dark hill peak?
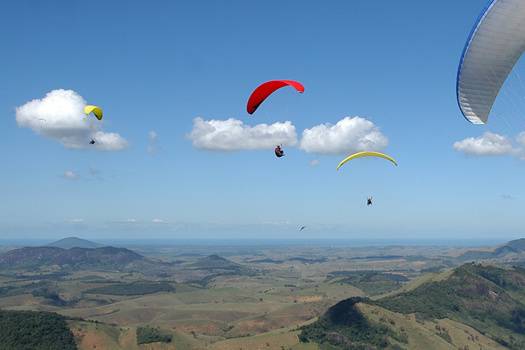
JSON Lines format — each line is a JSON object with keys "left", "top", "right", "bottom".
{"left": 190, "top": 254, "right": 240, "bottom": 270}
{"left": 48, "top": 237, "right": 102, "bottom": 249}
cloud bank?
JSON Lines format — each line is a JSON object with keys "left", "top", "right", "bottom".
{"left": 188, "top": 117, "right": 297, "bottom": 151}
{"left": 300, "top": 117, "right": 388, "bottom": 154}
{"left": 16, "top": 89, "right": 127, "bottom": 151}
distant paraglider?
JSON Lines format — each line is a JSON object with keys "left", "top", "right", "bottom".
{"left": 299, "top": 226, "right": 306, "bottom": 232}
{"left": 247, "top": 80, "right": 304, "bottom": 115}
{"left": 274, "top": 145, "right": 285, "bottom": 158}
{"left": 83, "top": 105, "right": 103, "bottom": 145}
{"left": 457, "top": 0, "right": 525, "bottom": 124}
{"left": 367, "top": 197, "right": 373, "bottom": 206}
{"left": 336, "top": 151, "right": 398, "bottom": 171}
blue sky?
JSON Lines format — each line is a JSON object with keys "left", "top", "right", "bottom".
{"left": 0, "top": 0, "right": 524, "bottom": 241}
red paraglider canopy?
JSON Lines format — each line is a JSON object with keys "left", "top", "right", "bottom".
{"left": 247, "top": 80, "right": 304, "bottom": 114}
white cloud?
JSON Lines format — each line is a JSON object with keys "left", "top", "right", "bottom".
{"left": 91, "top": 131, "right": 128, "bottom": 151}
{"left": 147, "top": 130, "right": 158, "bottom": 154}
{"left": 16, "top": 89, "right": 128, "bottom": 151}
{"left": 188, "top": 117, "right": 297, "bottom": 151}
{"left": 109, "top": 218, "right": 138, "bottom": 224}
{"left": 453, "top": 132, "right": 515, "bottom": 156}
{"left": 500, "top": 194, "right": 516, "bottom": 200}
{"left": 309, "top": 159, "right": 320, "bottom": 167}
{"left": 66, "top": 218, "right": 84, "bottom": 223}
{"left": 63, "top": 170, "right": 78, "bottom": 180}
{"left": 152, "top": 218, "right": 167, "bottom": 224}
{"left": 516, "top": 132, "right": 525, "bottom": 147}
{"left": 300, "top": 116, "right": 388, "bottom": 154}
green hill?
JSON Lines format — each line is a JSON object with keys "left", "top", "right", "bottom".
{"left": 0, "top": 310, "right": 77, "bottom": 350}
{"left": 300, "top": 264, "right": 525, "bottom": 350}
{"left": 377, "top": 264, "right": 525, "bottom": 348}
{"left": 191, "top": 254, "right": 254, "bottom": 275}
{"left": 299, "top": 297, "right": 405, "bottom": 349}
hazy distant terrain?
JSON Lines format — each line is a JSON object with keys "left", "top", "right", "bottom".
{"left": 0, "top": 238, "right": 524, "bottom": 349}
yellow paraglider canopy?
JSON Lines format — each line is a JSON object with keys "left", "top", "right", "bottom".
{"left": 336, "top": 151, "right": 397, "bottom": 171}
{"left": 83, "top": 105, "right": 103, "bottom": 120}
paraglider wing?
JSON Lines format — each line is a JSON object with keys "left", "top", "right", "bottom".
{"left": 457, "top": 0, "right": 525, "bottom": 124}
{"left": 83, "top": 105, "right": 103, "bottom": 120}
{"left": 336, "top": 151, "right": 397, "bottom": 171}
{"left": 247, "top": 80, "right": 304, "bottom": 114}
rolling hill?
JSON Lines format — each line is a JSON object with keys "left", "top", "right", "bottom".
{"left": 458, "top": 238, "right": 525, "bottom": 261}
{"left": 0, "top": 246, "right": 145, "bottom": 271}
{"left": 300, "top": 263, "right": 525, "bottom": 350}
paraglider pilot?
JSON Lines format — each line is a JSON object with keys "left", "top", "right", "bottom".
{"left": 367, "top": 197, "right": 373, "bottom": 206}
{"left": 275, "top": 145, "right": 285, "bottom": 158}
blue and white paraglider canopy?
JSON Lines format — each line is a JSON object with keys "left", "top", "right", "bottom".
{"left": 457, "top": 0, "right": 525, "bottom": 124}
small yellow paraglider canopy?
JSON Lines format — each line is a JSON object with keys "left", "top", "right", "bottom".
{"left": 83, "top": 105, "right": 103, "bottom": 120}
{"left": 336, "top": 151, "right": 398, "bottom": 171}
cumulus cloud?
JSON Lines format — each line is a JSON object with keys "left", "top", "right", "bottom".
{"left": 500, "top": 194, "right": 516, "bottom": 200}
{"left": 16, "top": 89, "right": 128, "bottom": 151}
{"left": 63, "top": 170, "right": 78, "bottom": 180}
{"left": 147, "top": 130, "right": 158, "bottom": 154}
{"left": 188, "top": 117, "right": 297, "bottom": 151}
{"left": 453, "top": 132, "right": 515, "bottom": 156}
{"left": 300, "top": 117, "right": 388, "bottom": 154}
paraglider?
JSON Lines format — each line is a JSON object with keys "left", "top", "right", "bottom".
{"left": 83, "top": 105, "right": 103, "bottom": 120}
{"left": 457, "top": 0, "right": 525, "bottom": 124}
{"left": 83, "top": 105, "right": 103, "bottom": 145}
{"left": 247, "top": 80, "right": 304, "bottom": 114}
{"left": 274, "top": 145, "right": 285, "bottom": 158}
{"left": 336, "top": 151, "right": 397, "bottom": 171}
{"left": 367, "top": 197, "right": 373, "bottom": 206}
{"left": 299, "top": 226, "right": 306, "bottom": 231}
